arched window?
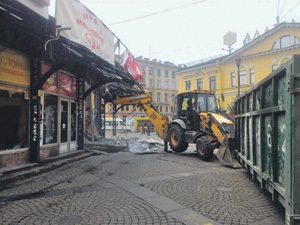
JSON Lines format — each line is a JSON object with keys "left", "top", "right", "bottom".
{"left": 272, "top": 35, "right": 300, "bottom": 50}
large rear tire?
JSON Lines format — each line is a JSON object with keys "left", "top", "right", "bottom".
{"left": 196, "top": 136, "right": 213, "bottom": 161}
{"left": 168, "top": 124, "right": 188, "bottom": 153}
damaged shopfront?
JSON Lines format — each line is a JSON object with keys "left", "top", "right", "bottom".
{"left": 0, "top": 0, "right": 143, "bottom": 168}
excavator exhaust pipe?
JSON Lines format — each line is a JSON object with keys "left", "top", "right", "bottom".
{"left": 216, "top": 137, "right": 241, "bottom": 168}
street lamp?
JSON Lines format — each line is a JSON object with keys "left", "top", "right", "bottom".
{"left": 235, "top": 58, "right": 242, "bottom": 97}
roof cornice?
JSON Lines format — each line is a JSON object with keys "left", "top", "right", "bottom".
{"left": 221, "top": 44, "right": 300, "bottom": 65}
{"left": 177, "top": 22, "right": 300, "bottom": 74}
{"left": 223, "top": 22, "right": 300, "bottom": 61}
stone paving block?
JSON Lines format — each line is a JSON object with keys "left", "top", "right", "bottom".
{"left": 169, "top": 172, "right": 197, "bottom": 178}
{"left": 127, "top": 186, "right": 160, "bottom": 199}
{"left": 192, "top": 169, "right": 215, "bottom": 175}
{"left": 100, "top": 182, "right": 117, "bottom": 189}
{"left": 144, "top": 195, "right": 185, "bottom": 212}
{"left": 249, "top": 215, "right": 285, "bottom": 225}
{"left": 131, "top": 175, "right": 172, "bottom": 184}
{"left": 168, "top": 208, "right": 221, "bottom": 225}
{"left": 107, "top": 178, "right": 139, "bottom": 189}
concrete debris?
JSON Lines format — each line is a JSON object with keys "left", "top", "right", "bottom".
{"left": 127, "top": 138, "right": 163, "bottom": 154}
{"left": 84, "top": 138, "right": 128, "bottom": 153}
{"left": 84, "top": 134, "right": 164, "bottom": 154}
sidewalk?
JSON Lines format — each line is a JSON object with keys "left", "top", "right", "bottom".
{"left": 0, "top": 131, "right": 157, "bottom": 186}
{"left": 0, "top": 132, "right": 285, "bottom": 225}
{"left": 0, "top": 150, "right": 93, "bottom": 187}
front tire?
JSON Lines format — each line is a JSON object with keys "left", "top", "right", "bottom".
{"left": 168, "top": 124, "right": 188, "bottom": 153}
{"left": 196, "top": 136, "right": 213, "bottom": 161}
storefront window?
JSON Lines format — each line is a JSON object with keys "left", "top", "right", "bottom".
{"left": 0, "top": 89, "right": 29, "bottom": 150}
{"left": 59, "top": 72, "right": 76, "bottom": 98}
{"left": 43, "top": 94, "right": 58, "bottom": 145}
{"left": 42, "top": 63, "right": 58, "bottom": 94}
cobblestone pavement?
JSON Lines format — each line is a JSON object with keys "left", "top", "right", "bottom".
{"left": 0, "top": 132, "right": 285, "bottom": 225}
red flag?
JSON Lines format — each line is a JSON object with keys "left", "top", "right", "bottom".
{"left": 122, "top": 51, "right": 144, "bottom": 83}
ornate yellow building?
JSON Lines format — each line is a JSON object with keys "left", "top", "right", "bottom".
{"left": 176, "top": 22, "right": 300, "bottom": 110}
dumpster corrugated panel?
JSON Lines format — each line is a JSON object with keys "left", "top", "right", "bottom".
{"left": 235, "top": 55, "right": 300, "bottom": 225}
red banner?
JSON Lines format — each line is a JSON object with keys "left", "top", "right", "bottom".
{"left": 123, "top": 52, "right": 144, "bottom": 83}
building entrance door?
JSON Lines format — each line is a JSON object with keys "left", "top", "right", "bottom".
{"left": 59, "top": 99, "right": 77, "bottom": 153}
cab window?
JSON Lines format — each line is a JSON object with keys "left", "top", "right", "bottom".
{"left": 207, "top": 94, "right": 217, "bottom": 112}
{"left": 196, "top": 93, "right": 206, "bottom": 112}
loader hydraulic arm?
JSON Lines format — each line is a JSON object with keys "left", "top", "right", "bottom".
{"left": 113, "top": 94, "right": 169, "bottom": 141}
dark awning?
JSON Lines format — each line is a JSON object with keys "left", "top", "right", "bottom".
{"left": 0, "top": 1, "right": 144, "bottom": 102}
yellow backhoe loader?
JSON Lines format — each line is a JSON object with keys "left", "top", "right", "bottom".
{"left": 113, "top": 90, "right": 240, "bottom": 168}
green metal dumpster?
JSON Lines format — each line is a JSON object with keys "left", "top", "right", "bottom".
{"left": 235, "top": 55, "right": 300, "bottom": 225}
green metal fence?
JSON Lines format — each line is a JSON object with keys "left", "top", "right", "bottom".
{"left": 235, "top": 55, "right": 300, "bottom": 225}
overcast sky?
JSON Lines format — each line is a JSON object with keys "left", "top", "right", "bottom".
{"left": 50, "top": 0, "right": 300, "bottom": 65}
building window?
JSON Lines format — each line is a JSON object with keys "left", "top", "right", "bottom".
{"left": 272, "top": 35, "right": 300, "bottom": 50}
{"left": 164, "top": 81, "right": 168, "bottom": 89}
{"left": 141, "top": 66, "right": 146, "bottom": 74}
{"left": 157, "top": 93, "right": 161, "bottom": 102}
{"left": 231, "top": 72, "right": 236, "bottom": 87}
{"left": 172, "top": 94, "right": 175, "bottom": 102}
{"left": 0, "top": 89, "right": 29, "bottom": 150}
{"left": 160, "top": 106, "right": 162, "bottom": 112}
{"left": 209, "top": 76, "right": 216, "bottom": 90}
{"left": 280, "top": 36, "right": 291, "bottom": 48}
{"left": 149, "top": 68, "right": 154, "bottom": 75}
{"left": 272, "top": 64, "right": 277, "bottom": 71}
{"left": 185, "top": 81, "right": 191, "bottom": 90}
{"left": 172, "top": 82, "right": 176, "bottom": 90}
{"left": 126, "top": 105, "right": 129, "bottom": 111}
{"left": 157, "top": 69, "right": 161, "bottom": 76}
{"left": 156, "top": 81, "right": 161, "bottom": 88}
{"left": 240, "top": 70, "right": 247, "bottom": 85}
{"left": 172, "top": 71, "right": 176, "bottom": 78}
{"left": 164, "top": 70, "right": 169, "bottom": 77}
{"left": 250, "top": 69, "right": 255, "bottom": 84}
{"left": 171, "top": 106, "right": 173, "bottom": 112}
{"left": 149, "top": 79, "right": 153, "bottom": 87}
{"left": 197, "top": 78, "right": 203, "bottom": 89}
{"left": 164, "top": 93, "right": 168, "bottom": 102}
{"left": 166, "top": 106, "right": 168, "bottom": 113}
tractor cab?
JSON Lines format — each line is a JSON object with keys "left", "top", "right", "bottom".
{"left": 172, "top": 90, "right": 218, "bottom": 127}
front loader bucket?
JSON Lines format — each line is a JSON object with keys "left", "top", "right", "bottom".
{"left": 216, "top": 138, "right": 241, "bottom": 168}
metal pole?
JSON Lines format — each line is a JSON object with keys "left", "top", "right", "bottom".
{"left": 237, "top": 65, "right": 240, "bottom": 97}
{"left": 235, "top": 58, "right": 242, "bottom": 97}
{"left": 30, "top": 57, "right": 41, "bottom": 163}
{"left": 113, "top": 104, "right": 116, "bottom": 136}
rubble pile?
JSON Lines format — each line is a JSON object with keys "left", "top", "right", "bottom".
{"left": 84, "top": 133, "right": 164, "bottom": 154}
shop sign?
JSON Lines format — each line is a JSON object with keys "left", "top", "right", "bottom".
{"left": 223, "top": 31, "right": 236, "bottom": 47}
{"left": 56, "top": 0, "right": 114, "bottom": 65}
{"left": 0, "top": 50, "right": 30, "bottom": 86}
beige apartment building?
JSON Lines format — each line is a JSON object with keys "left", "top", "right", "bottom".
{"left": 107, "top": 57, "right": 179, "bottom": 120}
